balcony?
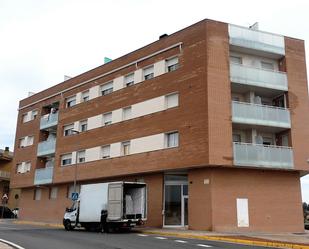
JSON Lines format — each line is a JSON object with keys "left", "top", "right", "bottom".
{"left": 37, "top": 139, "right": 56, "bottom": 157}
{"left": 40, "top": 112, "right": 58, "bottom": 130}
{"left": 228, "top": 24, "right": 285, "bottom": 56}
{"left": 230, "top": 63, "right": 288, "bottom": 91}
{"left": 34, "top": 167, "right": 53, "bottom": 185}
{"left": 233, "top": 142, "right": 293, "bottom": 169}
{"left": 232, "top": 101, "right": 291, "bottom": 128}
{"left": 0, "top": 170, "right": 10, "bottom": 180}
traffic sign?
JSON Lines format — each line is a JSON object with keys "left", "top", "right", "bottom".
{"left": 71, "top": 192, "right": 79, "bottom": 201}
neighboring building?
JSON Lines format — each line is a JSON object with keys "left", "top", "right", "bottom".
{"left": 0, "top": 147, "right": 17, "bottom": 209}
{"left": 11, "top": 19, "right": 309, "bottom": 232}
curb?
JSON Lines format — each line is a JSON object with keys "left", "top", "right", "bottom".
{"left": 13, "top": 220, "right": 63, "bottom": 229}
{"left": 141, "top": 231, "right": 309, "bottom": 249}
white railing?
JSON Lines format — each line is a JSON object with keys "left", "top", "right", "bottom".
{"left": 232, "top": 101, "right": 291, "bottom": 128}
{"left": 37, "top": 139, "right": 56, "bottom": 157}
{"left": 230, "top": 63, "right": 288, "bottom": 91}
{"left": 40, "top": 112, "right": 58, "bottom": 130}
{"left": 228, "top": 24, "right": 285, "bottom": 55}
{"left": 0, "top": 170, "right": 10, "bottom": 179}
{"left": 233, "top": 142, "right": 293, "bottom": 169}
{"left": 34, "top": 167, "right": 53, "bottom": 185}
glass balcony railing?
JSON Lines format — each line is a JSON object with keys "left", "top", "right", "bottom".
{"left": 37, "top": 139, "right": 56, "bottom": 157}
{"left": 232, "top": 101, "right": 291, "bottom": 128}
{"left": 230, "top": 63, "right": 288, "bottom": 91}
{"left": 34, "top": 167, "right": 53, "bottom": 185}
{"left": 40, "top": 112, "right": 58, "bottom": 130}
{"left": 229, "top": 24, "right": 285, "bottom": 55}
{"left": 233, "top": 142, "right": 293, "bottom": 169}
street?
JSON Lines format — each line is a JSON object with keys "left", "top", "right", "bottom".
{"left": 0, "top": 220, "right": 279, "bottom": 249}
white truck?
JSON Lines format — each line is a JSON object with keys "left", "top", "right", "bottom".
{"left": 63, "top": 181, "right": 147, "bottom": 232}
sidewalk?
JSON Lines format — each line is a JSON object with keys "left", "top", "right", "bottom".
{"left": 0, "top": 242, "right": 12, "bottom": 249}
{"left": 137, "top": 227, "right": 309, "bottom": 249}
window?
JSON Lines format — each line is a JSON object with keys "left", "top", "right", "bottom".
{"left": 233, "top": 134, "right": 241, "bottom": 143}
{"left": 143, "top": 66, "right": 154, "bottom": 80}
{"left": 34, "top": 188, "right": 42, "bottom": 201}
{"left": 282, "top": 135, "right": 289, "bottom": 147}
{"left": 101, "top": 82, "right": 113, "bottom": 96}
{"left": 121, "top": 141, "right": 130, "bottom": 156}
{"left": 25, "top": 162, "right": 31, "bottom": 172}
{"left": 50, "top": 187, "right": 58, "bottom": 200}
{"left": 16, "top": 163, "right": 23, "bottom": 173}
{"left": 103, "top": 112, "right": 112, "bottom": 126}
{"left": 166, "top": 132, "right": 179, "bottom": 148}
{"left": 124, "top": 73, "right": 134, "bottom": 87}
{"left": 123, "top": 106, "right": 132, "bottom": 120}
{"left": 101, "top": 145, "right": 111, "bottom": 159}
{"left": 230, "top": 56, "right": 242, "bottom": 64}
{"left": 66, "top": 96, "right": 76, "bottom": 108}
{"left": 261, "top": 61, "right": 274, "bottom": 71}
{"left": 166, "top": 93, "right": 179, "bottom": 109}
{"left": 166, "top": 57, "right": 179, "bottom": 72}
{"left": 64, "top": 123, "right": 74, "bottom": 136}
{"left": 77, "top": 150, "right": 86, "bottom": 163}
{"left": 19, "top": 137, "right": 26, "bottom": 148}
{"left": 27, "top": 136, "right": 34, "bottom": 146}
{"left": 31, "top": 110, "right": 38, "bottom": 120}
{"left": 61, "top": 153, "right": 72, "bottom": 166}
{"left": 67, "top": 185, "right": 80, "bottom": 199}
{"left": 81, "top": 90, "right": 90, "bottom": 102}
{"left": 79, "top": 120, "right": 88, "bottom": 132}
{"left": 232, "top": 96, "right": 240, "bottom": 101}
{"left": 22, "top": 113, "right": 28, "bottom": 123}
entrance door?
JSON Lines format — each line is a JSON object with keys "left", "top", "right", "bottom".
{"left": 164, "top": 183, "right": 188, "bottom": 227}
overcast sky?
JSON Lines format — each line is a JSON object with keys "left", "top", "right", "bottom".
{"left": 1, "top": 0, "right": 309, "bottom": 202}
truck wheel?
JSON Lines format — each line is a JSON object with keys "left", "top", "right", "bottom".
{"left": 64, "top": 219, "right": 73, "bottom": 231}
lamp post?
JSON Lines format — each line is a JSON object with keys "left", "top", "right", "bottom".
{"left": 71, "top": 130, "right": 80, "bottom": 196}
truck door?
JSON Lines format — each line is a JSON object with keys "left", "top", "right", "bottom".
{"left": 107, "top": 182, "right": 123, "bottom": 221}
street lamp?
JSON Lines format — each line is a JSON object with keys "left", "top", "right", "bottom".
{"left": 71, "top": 130, "right": 80, "bottom": 196}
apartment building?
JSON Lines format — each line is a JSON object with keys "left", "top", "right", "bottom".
{"left": 11, "top": 19, "right": 309, "bottom": 232}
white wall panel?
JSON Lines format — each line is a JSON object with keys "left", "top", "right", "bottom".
{"left": 76, "top": 92, "right": 82, "bottom": 104}
{"left": 131, "top": 133, "right": 165, "bottom": 154}
{"left": 112, "top": 109, "right": 123, "bottom": 123}
{"left": 110, "top": 142, "right": 121, "bottom": 158}
{"left": 154, "top": 60, "right": 166, "bottom": 77}
{"left": 88, "top": 115, "right": 102, "bottom": 130}
{"left": 85, "top": 147, "right": 101, "bottom": 162}
{"left": 113, "top": 76, "right": 124, "bottom": 91}
{"left": 132, "top": 96, "right": 165, "bottom": 118}
{"left": 134, "top": 69, "right": 143, "bottom": 84}
{"left": 89, "top": 85, "right": 100, "bottom": 99}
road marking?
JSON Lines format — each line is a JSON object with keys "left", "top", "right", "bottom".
{"left": 196, "top": 244, "right": 212, "bottom": 247}
{"left": 174, "top": 240, "right": 187, "bottom": 243}
{"left": 137, "top": 234, "right": 149, "bottom": 237}
{"left": 0, "top": 238, "right": 25, "bottom": 249}
{"left": 155, "top": 236, "right": 167, "bottom": 240}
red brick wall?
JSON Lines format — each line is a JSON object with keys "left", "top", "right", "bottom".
{"left": 285, "top": 37, "right": 309, "bottom": 172}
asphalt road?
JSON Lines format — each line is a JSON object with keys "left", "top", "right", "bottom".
{"left": 0, "top": 220, "right": 278, "bottom": 249}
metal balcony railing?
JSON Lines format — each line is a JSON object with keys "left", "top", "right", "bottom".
{"left": 233, "top": 142, "right": 293, "bottom": 169}
{"left": 228, "top": 24, "right": 285, "bottom": 55}
{"left": 40, "top": 112, "right": 58, "bottom": 130}
{"left": 0, "top": 170, "right": 10, "bottom": 180}
{"left": 230, "top": 63, "right": 288, "bottom": 91}
{"left": 37, "top": 139, "right": 56, "bottom": 157}
{"left": 232, "top": 101, "right": 291, "bottom": 128}
{"left": 34, "top": 167, "right": 53, "bottom": 185}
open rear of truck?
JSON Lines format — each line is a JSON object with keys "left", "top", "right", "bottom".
{"left": 107, "top": 182, "right": 147, "bottom": 226}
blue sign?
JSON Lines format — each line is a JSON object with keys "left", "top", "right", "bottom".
{"left": 71, "top": 192, "right": 79, "bottom": 201}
